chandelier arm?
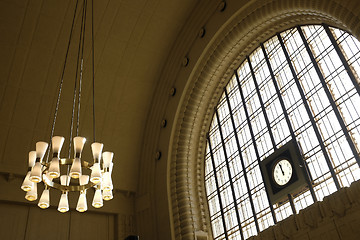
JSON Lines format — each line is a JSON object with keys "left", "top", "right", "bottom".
{"left": 76, "top": 0, "right": 88, "bottom": 137}
{"left": 66, "top": 164, "right": 71, "bottom": 186}
{"left": 44, "top": 180, "right": 95, "bottom": 192}
{"left": 68, "top": 0, "right": 87, "bottom": 158}
{"left": 92, "top": 0, "right": 96, "bottom": 143}
{"left": 45, "top": 0, "right": 80, "bottom": 164}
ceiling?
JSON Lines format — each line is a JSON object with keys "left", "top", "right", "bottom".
{"left": 0, "top": 0, "right": 197, "bottom": 193}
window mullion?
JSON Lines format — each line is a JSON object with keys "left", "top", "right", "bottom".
{"left": 322, "top": 24, "right": 360, "bottom": 97}
{"left": 287, "top": 193, "right": 296, "bottom": 214}
{"left": 224, "top": 88, "right": 259, "bottom": 236}
{"left": 206, "top": 25, "right": 360, "bottom": 239}
{"left": 248, "top": 55, "right": 298, "bottom": 215}
{"left": 215, "top": 109, "right": 245, "bottom": 239}
{"left": 297, "top": 25, "right": 360, "bottom": 168}
{"left": 260, "top": 43, "right": 317, "bottom": 203}
{"left": 247, "top": 56, "right": 277, "bottom": 150}
{"left": 235, "top": 70, "right": 278, "bottom": 224}
{"left": 207, "top": 135, "right": 229, "bottom": 240}
{"left": 277, "top": 32, "right": 341, "bottom": 190}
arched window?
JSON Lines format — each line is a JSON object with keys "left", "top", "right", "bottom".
{"left": 205, "top": 24, "right": 360, "bottom": 239}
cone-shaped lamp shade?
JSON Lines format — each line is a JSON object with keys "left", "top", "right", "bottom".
{"left": 38, "top": 189, "right": 50, "bottom": 209}
{"left": 109, "top": 162, "right": 114, "bottom": 174}
{"left": 102, "top": 152, "right": 113, "bottom": 168}
{"left": 43, "top": 172, "right": 53, "bottom": 183}
{"left": 30, "top": 162, "right": 42, "bottom": 183}
{"left": 73, "top": 136, "right": 86, "bottom": 157}
{"left": 90, "top": 163, "right": 101, "bottom": 184}
{"left": 79, "top": 175, "right": 89, "bottom": 186}
{"left": 52, "top": 136, "right": 65, "bottom": 155}
{"left": 36, "top": 141, "right": 48, "bottom": 160}
{"left": 28, "top": 151, "right": 36, "bottom": 168}
{"left": 103, "top": 189, "right": 113, "bottom": 201}
{"left": 21, "top": 171, "right": 33, "bottom": 192}
{"left": 92, "top": 189, "right": 103, "bottom": 208}
{"left": 60, "top": 175, "right": 70, "bottom": 186}
{"left": 25, "top": 183, "right": 37, "bottom": 201}
{"left": 91, "top": 142, "right": 103, "bottom": 162}
{"left": 76, "top": 193, "right": 87, "bottom": 212}
{"left": 48, "top": 157, "right": 60, "bottom": 178}
{"left": 102, "top": 172, "right": 113, "bottom": 190}
{"left": 69, "top": 158, "right": 82, "bottom": 179}
{"left": 58, "top": 193, "right": 69, "bottom": 213}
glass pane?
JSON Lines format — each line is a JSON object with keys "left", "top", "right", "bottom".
{"left": 205, "top": 25, "right": 360, "bottom": 240}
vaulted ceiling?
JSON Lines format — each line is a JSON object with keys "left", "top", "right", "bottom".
{"left": 0, "top": 0, "right": 196, "bottom": 193}
{"left": 2, "top": 0, "right": 360, "bottom": 239}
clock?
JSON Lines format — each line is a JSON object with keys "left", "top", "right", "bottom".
{"left": 259, "top": 140, "right": 309, "bottom": 205}
{"left": 272, "top": 158, "right": 293, "bottom": 186}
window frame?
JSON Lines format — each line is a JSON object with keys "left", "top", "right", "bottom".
{"left": 205, "top": 24, "right": 360, "bottom": 239}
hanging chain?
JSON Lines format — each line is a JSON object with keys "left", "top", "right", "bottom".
{"left": 77, "top": 0, "right": 87, "bottom": 137}
{"left": 68, "top": 0, "right": 87, "bottom": 158}
{"left": 92, "top": 0, "right": 96, "bottom": 143}
{"left": 45, "top": 0, "right": 79, "bottom": 164}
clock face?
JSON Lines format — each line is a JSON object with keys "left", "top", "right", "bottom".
{"left": 273, "top": 159, "right": 293, "bottom": 186}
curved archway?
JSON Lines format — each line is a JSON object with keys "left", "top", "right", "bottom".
{"left": 205, "top": 24, "right": 360, "bottom": 239}
{"left": 167, "top": 0, "right": 360, "bottom": 239}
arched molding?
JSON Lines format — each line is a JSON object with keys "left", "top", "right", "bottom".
{"left": 167, "top": 0, "right": 360, "bottom": 239}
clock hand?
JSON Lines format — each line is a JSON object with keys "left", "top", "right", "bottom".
{"left": 279, "top": 164, "right": 285, "bottom": 176}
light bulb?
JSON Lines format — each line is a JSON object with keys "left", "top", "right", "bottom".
{"left": 91, "top": 142, "right": 103, "bottom": 162}
{"left": 36, "top": 141, "right": 48, "bottom": 161}
{"left": 92, "top": 189, "right": 103, "bottom": 208}
{"left": 30, "top": 162, "right": 42, "bottom": 183}
{"left": 73, "top": 136, "right": 86, "bottom": 157}
{"left": 90, "top": 163, "right": 101, "bottom": 184}
{"left": 102, "top": 172, "right": 113, "bottom": 190}
{"left": 28, "top": 151, "right": 36, "bottom": 168}
{"left": 21, "top": 171, "right": 33, "bottom": 192}
{"left": 38, "top": 189, "right": 50, "bottom": 209}
{"left": 25, "top": 183, "right": 37, "bottom": 201}
{"left": 69, "top": 158, "right": 82, "bottom": 179}
{"left": 58, "top": 193, "right": 69, "bottom": 213}
{"left": 48, "top": 157, "right": 60, "bottom": 178}
{"left": 76, "top": 193, "right": 87, "bottom": 212}
{"left": 102, "top": 152, "right": 114, "bottom": 169}
{"left": 103, "top": 189, "right": 113, "bottom": 201}
{"left": 79, "top": 175, "right": 89, "bottom": 186}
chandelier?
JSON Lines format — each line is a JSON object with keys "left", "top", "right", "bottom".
{"left": 20, "top": 0, "right": 114, "bottom": 213}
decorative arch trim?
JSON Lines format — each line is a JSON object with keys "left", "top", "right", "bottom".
{"left": 168, "top": 0, "right": 360, "bottom": 239}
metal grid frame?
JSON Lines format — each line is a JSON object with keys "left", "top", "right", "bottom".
{"left": 205, "top": 25, "right": 360, "bottom": 240}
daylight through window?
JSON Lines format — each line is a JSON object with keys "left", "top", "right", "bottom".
{"left": 205, "top": 24, "right": 360, "bottom": 239}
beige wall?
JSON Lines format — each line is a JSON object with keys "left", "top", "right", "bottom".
{"left": 138, "top": 0, "right": 360, "bottom": 239}
{"left": 0, "top": 202, "right": 115, "bottom": 240}
{"left": 1, "top": 0, "right": 360, "bottom": 239}
{"left": 0, "top": 175, "right": 135, "bottom": 239}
